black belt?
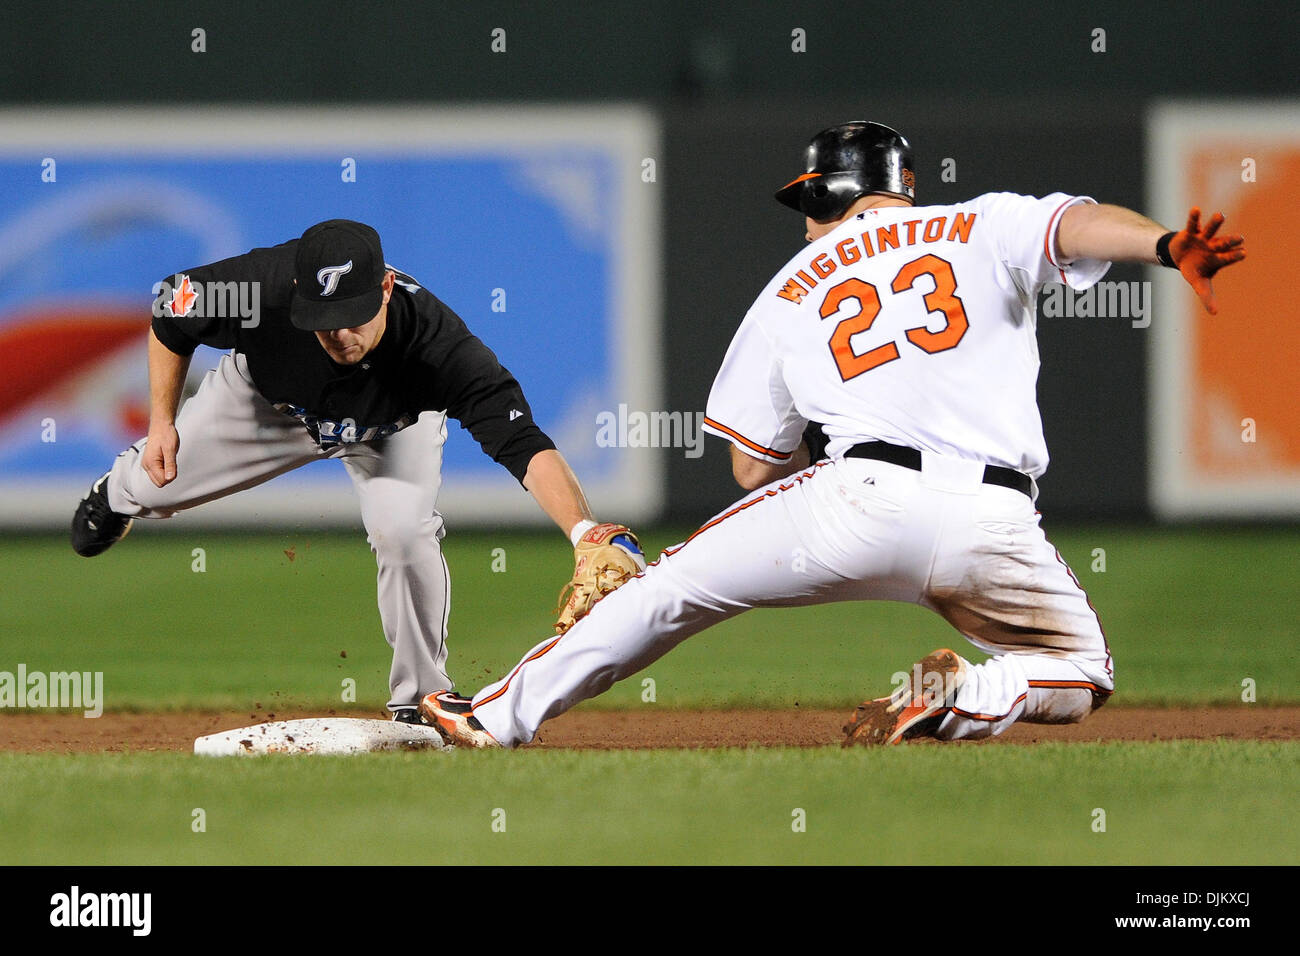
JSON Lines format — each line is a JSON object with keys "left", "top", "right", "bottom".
{"left": 844, "top": 441, "right": 1033, "bottom": 499}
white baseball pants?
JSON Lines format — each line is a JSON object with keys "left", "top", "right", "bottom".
{"left": 472, "top": 453, "right": 1114, "bottom": 746}
{"left": 104, "top": 352, "right": 452, "bottom": 710}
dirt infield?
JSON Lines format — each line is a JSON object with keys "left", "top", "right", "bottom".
{"left": 1, "top": 706, "right": 1297, "bottom": 752}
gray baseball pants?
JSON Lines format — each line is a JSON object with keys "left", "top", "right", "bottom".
{"left": 104, "top": 351, "right": 452, "bottom": 711}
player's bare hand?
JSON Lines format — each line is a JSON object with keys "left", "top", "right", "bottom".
{"left": 1169, "top": 207, "right": 1246, "bottom": 315}
{"left": 143, "top": 423, "right": 180, "bottom": 487}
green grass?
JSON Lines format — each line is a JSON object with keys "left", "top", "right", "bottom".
{"left": 0, "top": 525, "right": 1295, "bottom": 710}
{"left": 0, "top": 741, "right": 1293, "bottom": 865}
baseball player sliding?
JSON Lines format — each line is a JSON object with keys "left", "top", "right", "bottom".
{"left": 421, "top": 121, "right": 1246, "bottom": 748}
{"left": 70, "top": 219, "right": 643, "bottom": 721}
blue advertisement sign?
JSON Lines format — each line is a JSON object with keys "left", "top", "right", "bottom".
{"left": 0, "top": 107, "right": 661, "bottom": 526}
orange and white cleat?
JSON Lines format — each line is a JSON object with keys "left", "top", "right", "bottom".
{"left": 419, "top": 691, "right": 500, "bottom": 749}
{"left": 843, "top": 648, "right": 968, "bottom": 746}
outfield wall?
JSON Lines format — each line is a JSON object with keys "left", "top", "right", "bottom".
{"left": 1, "top": 1, "right": 1294, "bottom": 526}
{"left": 3, "top": 100, "right": 1293, "bottom": 527}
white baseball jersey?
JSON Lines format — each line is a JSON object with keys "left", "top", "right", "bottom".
{"left": 702, "top": 193, "right": 1110, "bottom": 478}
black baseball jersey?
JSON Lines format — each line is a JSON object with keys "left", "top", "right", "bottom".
{"left": 150, "top": 240, "right": 555, "bottom": 484}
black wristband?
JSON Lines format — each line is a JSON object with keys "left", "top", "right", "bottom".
{"left": 1155, "top": 231, "right": 1178, "bottom": 268}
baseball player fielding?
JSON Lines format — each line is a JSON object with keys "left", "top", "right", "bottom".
{"left": 69, "top": 219, "right": 643, "bottom": 723}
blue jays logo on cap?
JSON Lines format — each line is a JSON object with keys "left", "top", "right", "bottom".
{"left": 316, "top": 260, "right": 353, "bottom": 296}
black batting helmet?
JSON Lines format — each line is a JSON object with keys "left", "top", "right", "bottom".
{"left": 775, "top": 121, "right": 915, "bottom": 221}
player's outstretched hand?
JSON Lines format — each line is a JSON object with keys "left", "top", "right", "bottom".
{"left": 143, "top": 423, "right": 180, "bottom": 487}
{"left": 1169, "top": 208, "right": 1246, "bottom": 315}
{"left": 554, "top": 523, "right": 646, "bottom": 635}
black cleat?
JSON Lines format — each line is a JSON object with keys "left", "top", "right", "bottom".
{"left": 390, "top": 707, "right": 428, "bottom": 725}
{"left": 70, "top": 473, "right": 134, "bottom": 557}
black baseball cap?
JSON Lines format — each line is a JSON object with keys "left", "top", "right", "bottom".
{"left": 290, "top": 219, "right": 387, "bottom": 331}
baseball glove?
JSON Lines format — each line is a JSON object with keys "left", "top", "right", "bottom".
{"left": 555, "top": 523, "right": 646, "bottom": 635}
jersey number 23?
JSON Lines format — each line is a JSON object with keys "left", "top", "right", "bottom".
{"left": 819, "top": 253, "right": 969, "bottom": 381}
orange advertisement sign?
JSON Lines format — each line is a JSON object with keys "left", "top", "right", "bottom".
{"left": 1149, "top": 104, "right": 1299, "bottom": 517}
